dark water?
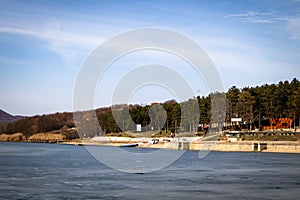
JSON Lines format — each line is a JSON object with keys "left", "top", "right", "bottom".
{"left": 0, "top": 142, "right": 299, "bottom": 200}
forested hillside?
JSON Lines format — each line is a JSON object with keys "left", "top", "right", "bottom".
{"left": 0, "top": 109, "right": 23, "bottom": 123}
{"left": 1, "top": 78, "right": 300, "bottom": 137}
{"left": 226, "top": 78, "right": 300, "bottom": 128}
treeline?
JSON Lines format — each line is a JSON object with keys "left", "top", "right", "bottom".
{"left": 0, "top": 112, "right": 75, "bottom": 137}
{"left": 1, "top": 78, "right": 300, "bottom": 137}
{"left": 226, "top": 78, "right": 300, "bottom": 128}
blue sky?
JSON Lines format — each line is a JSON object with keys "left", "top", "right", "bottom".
{"left": 1, "top": 0, "right": 300, "bottom": 115}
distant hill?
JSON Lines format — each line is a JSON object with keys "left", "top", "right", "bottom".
{"left": 0, "top": 109, "right": 24, "bottom": 123}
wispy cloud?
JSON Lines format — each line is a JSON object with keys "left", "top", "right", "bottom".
{"left": 0, "top": 1, "right": 165, "bottom": 64}
{"left": 226, "top": 11, "right": 273, "bottom": 24}
{"left": 284, "top": 16, "right": 300, "bottom": 40}
{"left": 227, "top": 11, "right": 300, "bottom": 41}
{"left": 0, "top": 7, "right": 114, "bottom": 63}
{"left": 0, "top": 22, "right": 103, "bottom": 62}
{"left": 0, "top": 55, "right": 34, "bottom": 65}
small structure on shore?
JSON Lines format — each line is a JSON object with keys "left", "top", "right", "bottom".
{"left": 262, "top": 118, "right": 294, "bottom": 131}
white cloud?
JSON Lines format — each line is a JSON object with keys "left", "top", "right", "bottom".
{"left": 0, "top": 55, "right": 34, "bottom": 65}
{"left": 285, "top": 17, "right": 300, "bottom": 40}
{"left": 226, "top": 11, "right": 273, "bottom": 24}
{"left": 227, "top": 11, "right": 300, "bottom": 41}
{"left": 228, "top": 11, "right": 265, "bottom": 18}
{"left": 0, "top": 10, "right": 111, "bottom": 63}
{"left": 0, "top": 24, "right": 103, "bottom": 61}
{"left": 275, "top": 16, "right": 300, "bottom": 40}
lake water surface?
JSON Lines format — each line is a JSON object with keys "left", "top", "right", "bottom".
{"left": 0, "top": 142, "right": 299, "bottom": 199}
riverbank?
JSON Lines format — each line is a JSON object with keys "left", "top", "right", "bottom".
{"left": 60, "top": 136, "right": 300, "bottom": 153}
{"left": 1, "top": 133, "right": 300, "bottom": 153}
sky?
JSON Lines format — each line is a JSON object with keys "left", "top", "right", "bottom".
{"left": 0, "top": 0, "right": 300, "bottom": 116}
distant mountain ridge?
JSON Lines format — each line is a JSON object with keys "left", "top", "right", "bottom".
{"left": 0, "top": 109, "right": 24, "bottom": 123}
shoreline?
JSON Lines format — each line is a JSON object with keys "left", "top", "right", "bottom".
{"left": 1, "top": 133, "right": 300, "bottom": 153}
{"left": 60, "top": 137, "right": 300, "bottom": 153}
